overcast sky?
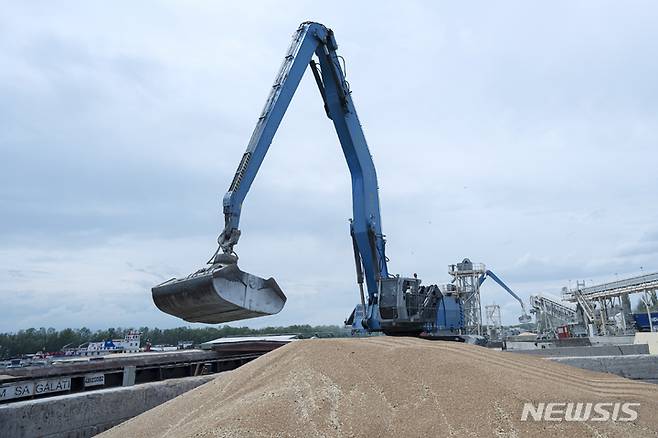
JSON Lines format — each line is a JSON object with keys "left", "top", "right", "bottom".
{"left": 1, "top": 1, "right": 657, "bottom": 331}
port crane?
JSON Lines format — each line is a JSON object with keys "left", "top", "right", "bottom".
{"left": 152, "top": 22, "right": 460, "bottom": 335}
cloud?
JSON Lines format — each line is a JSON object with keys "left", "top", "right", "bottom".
{"left": 1, "top": 1, "right": 658, "bottom": 330}
{"left": 616, "top": 230, "right": 658, "bottom": 258}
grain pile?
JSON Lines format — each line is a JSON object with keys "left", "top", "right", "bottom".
{"left": 101, "top": 337, "right": 658, "bottom": 437}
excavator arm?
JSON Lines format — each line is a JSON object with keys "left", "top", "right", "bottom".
{"left": 218, "top": 22, "right": 388, "bottom": 297}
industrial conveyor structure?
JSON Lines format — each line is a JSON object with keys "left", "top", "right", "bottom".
{"left": 529, "top": 294, "right": 578, "bottom": 337}
{"left": 562, "top": 272, "right": 658, "bottom": 335}
{"left": 563, "top": 272, "right": 658, "bottom": 301}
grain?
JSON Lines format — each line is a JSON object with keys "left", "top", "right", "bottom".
{"left": 101, "top": 337, "right": 658, "bottom": 437}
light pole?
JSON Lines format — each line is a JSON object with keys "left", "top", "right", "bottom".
{"left": 641, "top": 292, "right": 654, "bottom": 332}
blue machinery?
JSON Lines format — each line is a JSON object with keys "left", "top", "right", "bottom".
{"left": 152, "top": 22, "right": 522, "bottom": 336}
{"left": 478, "top": 270, "right": 532, "bottom": 323}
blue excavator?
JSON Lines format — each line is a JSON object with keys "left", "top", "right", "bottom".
{"left": 152, "top": 22, "right": 514, "bottom": 336}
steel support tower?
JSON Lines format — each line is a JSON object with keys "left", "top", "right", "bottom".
{"left": 449, "top": 259, "right": 486, "bottom": 335}
{"left": 485, "top": 304, "right": 502, "bottom": 340}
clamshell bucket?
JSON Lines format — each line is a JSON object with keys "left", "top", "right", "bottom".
{"left": 152, "top": 262, "right": 286, "bottom": 324}
{"left": 518, "top": 313, "right": 532, "bottom": 324}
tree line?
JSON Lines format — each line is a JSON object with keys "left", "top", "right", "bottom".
{"left": 0, "top": 325, "right": 348, "bottom": 359}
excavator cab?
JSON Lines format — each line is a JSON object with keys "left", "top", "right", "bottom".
{"left": 152, "top": 255, "right": 286, "bottom": 323}
{"left": 378, "top": 277, "right": 440, "bottom": 335}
